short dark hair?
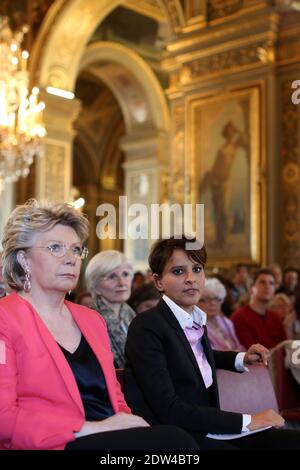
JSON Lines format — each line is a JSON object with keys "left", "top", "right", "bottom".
{"left": 148, "top": 236, "right": 207, "bottom": 276}
{"left": 283, "top": 267, "right": 298, "bottom": 275}
{"left": 235, "top": 263, "right": 248, "bottom": 272}
{"left": 128, "top": 284, "right": 161, "bottom": 311}
{"left": 253, "top": 268, "right": 275, "bottom": 284}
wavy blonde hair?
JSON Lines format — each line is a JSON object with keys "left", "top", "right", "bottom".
{"left": 2, "top": 199, "right": 89, "bottom": 291}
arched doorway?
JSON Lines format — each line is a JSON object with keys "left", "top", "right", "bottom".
{"left": 31, "top": 0, "right": 178, "bottom": 265}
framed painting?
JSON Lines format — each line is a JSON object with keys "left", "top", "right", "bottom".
{"left": 188, "top": 86, "right": 263, "bottom": 267}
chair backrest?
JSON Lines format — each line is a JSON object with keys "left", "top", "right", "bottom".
{"left": 217, "top": 365, "right": 279, "bottom": 414}
{"left": 119, "top": 366, "right": 278, "bottom": 414}
{"left": 268, "top": 341, "right": 300, "bottom": 412}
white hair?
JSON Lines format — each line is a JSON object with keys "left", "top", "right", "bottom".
{"left": 85, "top": 250, "right": 133, "bottom": 298}
{"left": 202, "top": 277, "right": 227, "bottom": 301}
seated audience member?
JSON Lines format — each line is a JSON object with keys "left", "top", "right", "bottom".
{"left": 215, "top": 275, "right": 240, "bottom": 317}
{"left": 268, "top": 264, "right": 283, "bottom": 291}
{"left": 198, "top": 277, "right": 245, "bottom": 351}
{"left": 277, "top": 268, "right": 299, "bottom": 305}
{"left": 0, "top": 200, "right": 198, "bottom": 451}
{"left": 284, "top": 289, "right": 300, "bottom": 340}
{"left": 231, "top": 269, "right": 286, "bottom": 349}
{"left": 131, "top": 271, "right": 146, "bottom": 292}
{"left": 75, "top": 290, "right": 93, "bottom": 308}
{"left": 125, "top": 236, "right": 300, "bottom": 450}
{"left": 85, "top": 251, "right": 136, "bottom": 368}
{"left": 268, "top": 293, "right": 292, "bottom": 323}
{"left": 231, "top": 264, "right": 251, "bottom": 299}
{"left": 128, "top": 284, "right": 161, "bottom": 314}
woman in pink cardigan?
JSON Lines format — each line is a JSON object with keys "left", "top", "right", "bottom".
{"left": 198, "top": 277, "right": 245, "bottom": 351}
{"left": 0, "top": 199, "right": 197, "bottom": 451}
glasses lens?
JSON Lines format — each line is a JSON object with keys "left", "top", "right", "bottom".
{"left": 48, "top": 242, "right": 65, "bottom": 257}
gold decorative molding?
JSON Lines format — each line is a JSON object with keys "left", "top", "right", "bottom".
{"left": 124, "top": 0, "right": 167, "bottom": 22}
{"left": 208, "top": 0, "right": 243, "bottom": 22}
{"left": 168, "top": 40, "right": 275, "bottom": 89}
{"left": 80, "top": 41, "right": 171, "bottom": 131}
{"left": 165, "top": 9, "right": 279, "bottom": 54}
{"left": 170, "top": 104, "right": 185, "bottom": 205}
{"left": 281, "top": 79, "right": 300, "bottom": 265}
{"left": 282, "top": 163, "right": 299, "bottom": 185}
{"left": 161, "top": 0, "right": 185, "bottom": 31}
{"left": 31, "top": 0, "right": 182, "bottom": 92}
{"left": 44, "top": 143, "right": 66, "bottom": 201}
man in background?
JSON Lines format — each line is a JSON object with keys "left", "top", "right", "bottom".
{"left": 231, "top": 269, "right": 286, "bottom": 349}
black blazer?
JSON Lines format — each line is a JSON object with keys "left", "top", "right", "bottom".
{"left": 125, "top": 299, "right": 243, "bottom": 435}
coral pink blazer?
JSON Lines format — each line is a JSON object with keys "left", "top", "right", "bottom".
{"left": 0, "top": 292, "right": 130, "bottom": 450}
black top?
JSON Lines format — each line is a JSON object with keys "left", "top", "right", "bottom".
{"left": 58, "top": 334, "right": 114, "bottom": 421}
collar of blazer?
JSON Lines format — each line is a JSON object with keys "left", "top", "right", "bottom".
{"left": 158, "top": 298, "right": 213, "bottom": 384}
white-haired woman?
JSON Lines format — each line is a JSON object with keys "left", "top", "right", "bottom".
{"left": 85, "top": 251, "right": 136, "bottom": 368}
{"left": 0, "top": 200, "right": 198, "bottom": 451}
{"left": 198, "top": 277, "right": 245, "bottom": 351}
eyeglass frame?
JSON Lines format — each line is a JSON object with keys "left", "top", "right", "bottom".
{"left": 30, "top": 241, "right": 89, "bottom": 260}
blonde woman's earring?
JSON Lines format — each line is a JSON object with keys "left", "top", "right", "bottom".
{"left": 23, "top": 268, "right": 32, "bottom": 293}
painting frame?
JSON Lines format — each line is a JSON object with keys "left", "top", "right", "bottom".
{"left": 188, "top": 86, "right": 262, "bottom": 267}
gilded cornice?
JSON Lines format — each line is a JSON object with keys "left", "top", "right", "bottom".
{"left": 208, "top": 0, "right": 243, "bottom": 22}
{"left": 164, "top": 30, "right": 277, "bottom": 67}
{"left": 164, "top": 36, "right": 276, "bottom": 91}
{"left": 124, "top": 0, "right": 167, "bottom": 22}
{"left": 207, "top": 1, "right": 270, "bottom": 26}
{"left": 277, "top": 19, "right": 300, "bottom": 66}
{"left": 161, "top": 0, "right": 185, "bottom": 31}
{"left": 165, "top": 12, "right": 279, "bottom": 55}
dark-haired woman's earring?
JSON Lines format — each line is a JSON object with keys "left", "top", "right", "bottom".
{"left": 23, "top": 268, "right": 32, "bottom": 293}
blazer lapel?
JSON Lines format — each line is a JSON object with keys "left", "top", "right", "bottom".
{"left": 202, "top": 326, "right": 220, "bottom": 405}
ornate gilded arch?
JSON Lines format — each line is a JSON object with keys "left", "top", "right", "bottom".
{"left": 30, "top": 0, "right": 185, "bottom": 92}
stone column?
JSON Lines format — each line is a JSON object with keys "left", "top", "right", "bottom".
{"left": 35, "top": 91, "right": 81, "bottom": 202}
{"left": 120, "top": 128, "right": 170, "bottom": 270}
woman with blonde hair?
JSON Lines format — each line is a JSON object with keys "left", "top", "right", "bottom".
{"left": 268, "top": 293, "right": 292, "bottom": 322}
{"left": 0, "top": 200, "right": 198, "bottom": 451}
{"left": 85, "top": 251, "right": 135, "bottom": 368}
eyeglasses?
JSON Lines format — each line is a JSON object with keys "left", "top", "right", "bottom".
{"left": 32, "top": 242, "right": 89, "bottom": 260}
{"left": 100, "top": 270, "right": 133, "bottom": 282}
{"left": 199, "top": 297, "right": 223, "bottom": 303}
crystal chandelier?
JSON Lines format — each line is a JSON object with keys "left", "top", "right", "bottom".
{"left": 0, "top": 16, "right": 46, "bottom": 193}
